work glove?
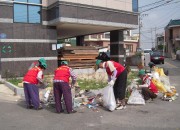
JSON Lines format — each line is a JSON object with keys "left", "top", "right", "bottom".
{"left": 108, "top": 80, "right": 115, "bottom": 86}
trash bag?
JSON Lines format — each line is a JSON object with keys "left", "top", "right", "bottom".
{"left": 162, "top": 89, "right": 178, "bottom": 101}
{"left": 160, "top": 76, "right": 172, "bottom": 93}
{"left": 102, "top": 85, "right": 116, "bottom": 111}
{"left": 163, "top": 68, "right": 169, "bottom": 76}
{"left": 152, "top": 79, "right": 167, "bottom": 93}
{"left": 127, "top": 89, "right": 145, "bottom": 105}
{"left": 152, "top": 71, "right": 160, "bottom": 80}
{"left": 44, "top": 90, "right": 51, "bottom": 102}
{"left": 159, "top": 68, "right": 166, "bottom": 76}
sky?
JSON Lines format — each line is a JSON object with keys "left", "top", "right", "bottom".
{"left": 135, "top": 0, "right": 180, "bottom": 49}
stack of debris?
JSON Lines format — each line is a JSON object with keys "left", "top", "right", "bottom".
{"left": 58, "top": 46, "right": 99, "bottom": 68}
{"left": 73, "top": 89, "right": 103, "bottom": 112}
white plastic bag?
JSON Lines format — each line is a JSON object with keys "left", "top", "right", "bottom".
{"left": 44, "top": 90, "right": 51, "bottom": 102}
{"left": 102, "top": 85, "right": 116, "bottom": 111}
{"left": 160, "top": 76, "right": 172, "bottom": 93}
{"left": 152, "top": 71, "right": 160, "bottom": 81}
{"left": 127, "top": 81, "right": 138, "bottom": 90}
{"left": 127, "top": 89, "right": 145, "bottom": 105}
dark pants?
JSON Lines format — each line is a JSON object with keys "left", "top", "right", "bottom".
{"left": 113, "top": 69, "right": 127, "bottom": 101}
{"left": 23, "top": 83, "right": 40, "bottom": 109}
{"left": 142, "top": 87, "right": 157, "bottom": 100}
{"left": 53, "top": 82, "right": 73, "bottom": 113}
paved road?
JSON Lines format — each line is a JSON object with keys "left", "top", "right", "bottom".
{"left": 0, "top": 58, "right": 180, "bottom": 130}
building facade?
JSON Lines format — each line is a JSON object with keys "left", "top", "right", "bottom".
{"left": 123, "top": 31, "right": 139, "bottom": 55}
{"left": 84, "top": 33, "right": 110, "bottom": 48}
{"left": 0, "top": 0, "right": 138, "bottom": 77}
{"left": 84, "top": 31, "right": 139, "bottom": 56}
{"left": 165, "top": 19, "right": 180, "bottom": 58}
{"left": 155, "top": 33, "right": 165, "bottom": 51}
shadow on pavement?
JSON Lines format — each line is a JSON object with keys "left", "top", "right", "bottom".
{"left": 17, "top": 100, "right": 28, "bottom": 109}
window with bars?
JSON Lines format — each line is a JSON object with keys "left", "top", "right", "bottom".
{"left": 126, "top": 44, "right": 133, "bottom": 52}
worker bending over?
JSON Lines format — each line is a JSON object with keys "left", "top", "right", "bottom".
{"left": 53, "top": 61, "right": 77, "bottom": 114}
{"left": 23, "top": 58, "right": 47, "bottom": 110}
{"left": 96, "top": 60, "right": 127, "bottom": 110}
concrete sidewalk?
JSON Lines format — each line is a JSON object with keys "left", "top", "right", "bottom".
{"left": 0, "top": 84, "right": 21, "bottom": 103}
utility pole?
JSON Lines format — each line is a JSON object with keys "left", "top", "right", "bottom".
{"left": 163, "top": 32, "right": 166, "bottom": 56}
{"left": 138, "top": 15, "right": 141, "bottom": 48}
{"left": 151, "top": 28, "right": 154, "bottom": 49}
{"left": 154, "top": 27, "right": 157, "bottom": 49}
{"left": 138, "top": 13, "right": 148, "bottom": 49}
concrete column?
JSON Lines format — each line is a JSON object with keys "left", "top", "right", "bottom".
{"left": 76, "top": 36, "right": 85, "bottom": 46}
{"left": 110, "top": 30, "right": 125, "bottom": 64}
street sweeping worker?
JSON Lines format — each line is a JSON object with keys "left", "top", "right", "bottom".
{"left": 96, "top": 60, "right": 127, "bottom": 110}
{"left": 28, "top": 58, "right": 47, "bottom": 70}
{"left": 23, "top": 58, "right": 47, "bottom": 110}
{"left": 53, "top": 61, "right": 77, "bottom": 114}
{"left": 137, "top": 63, "right": 145, "bottom": 76}
{"left": 138, "top": 70, "right": 158, "bottom": 101}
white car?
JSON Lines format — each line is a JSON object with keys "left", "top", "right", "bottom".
{"left": 144, "top": 49, "right": 152, "bottom": 54}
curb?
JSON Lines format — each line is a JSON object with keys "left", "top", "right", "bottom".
{"left": 4, "top": 81, "right": 24, "bottom": 96}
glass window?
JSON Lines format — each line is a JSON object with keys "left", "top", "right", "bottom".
{"left": 14, "top": 3, "right": 41, "bottom": 23}
{"left": 132, "top": 0, "right": 138, "bottom": 12}
{"left": 126, "top": 45, "right": 133, "bottom": 52}
{"left": 105, "top": 33, "right": 110, "bottom": 39}
{"left": 28, "top": 5, "right": 41, "bottom": 23}
{"left": 16, "top": 0, "right": 28, "bottom": 2}
{"left": 28, "top": 0, "right": 41, "bottom": 4}
{"left": 14, "top": 4, "right": 28, "bottom": 23}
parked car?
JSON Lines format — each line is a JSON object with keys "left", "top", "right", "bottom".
{"left": 136, "top": 47, "right": 143, "bottom": 52}
{"left": 144, "top": 49, "right": 152, "bottom": 54}
{"left": 150, "top": 51, "right": 164, "bottom": 64}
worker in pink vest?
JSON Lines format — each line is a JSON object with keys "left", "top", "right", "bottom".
{"left": 53, "top": 61, "right": 77, "bottom": 114}
{"left": 23, "top": 58, "right": 47, "bottom": 110}
{"left": 96, "top": 60, "right": 127, "bottom": 110}
{"left": 138, "top": 70, "right": 158, "bottom": 102}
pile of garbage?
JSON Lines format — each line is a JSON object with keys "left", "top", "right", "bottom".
{"left": 152, "top": 67, "right": 178, "bottom": 101}
{"left": 73, "top": 85, "right": 116, "bottom": 112}
{"left": 39, "top": 83, "right": 117, "bottom": 112}
{"left": 126, "top": 66, "right": 179, "bottom": 104}
{"left": 39, "top": 66, "right": 178, "bottom": 112}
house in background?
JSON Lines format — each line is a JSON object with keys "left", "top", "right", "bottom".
{"left": 156, "top": 33, "right": 165, "bottom": 49}
{"left": 84, "top": 31, "right": 139, "bottom": 56}
{"left": 84, "top": 33, "right": 110, "bottom": 48}
{"left": 165, "top": 19, "right": 180, "bottom": 58}
{"left": 124, "top": 31, "right": 139, "bottom": 56}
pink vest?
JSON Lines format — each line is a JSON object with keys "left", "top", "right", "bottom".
{"left": 105, "top": 61, "right": 125, "bottom": 77}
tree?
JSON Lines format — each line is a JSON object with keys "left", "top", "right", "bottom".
{"left": 157, "top": 44, "right": 164, "bottom": 50}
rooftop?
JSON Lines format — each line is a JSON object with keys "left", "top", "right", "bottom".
{"left": 167, "top": 19, "right": 180, "bottom": 28}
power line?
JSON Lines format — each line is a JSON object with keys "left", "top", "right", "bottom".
{"left": 139, "top": 0, "right": 167, "bottom": 8}
{"left": 142, "top": 0, "right": 180, "bottom": 15}
{"left": 141, "top": 26, "right": 165, "bottom": 33}
{"left": 140, "top": 2, "right": 180, "bottom": 33}
{"left": 140, "top": 0, "right": 175, "bottom": 13}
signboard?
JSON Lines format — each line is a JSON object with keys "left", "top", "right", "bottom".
{"left": 0, "top": 33, "right": 7, "bottom": 39}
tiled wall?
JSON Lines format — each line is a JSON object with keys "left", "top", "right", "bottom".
{"left": 47, "top": 0, "right": 132, "bottom": 12}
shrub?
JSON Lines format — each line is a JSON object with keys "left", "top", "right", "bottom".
{"left": 8, "top": 78, "right": 22, "bottom": 86}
